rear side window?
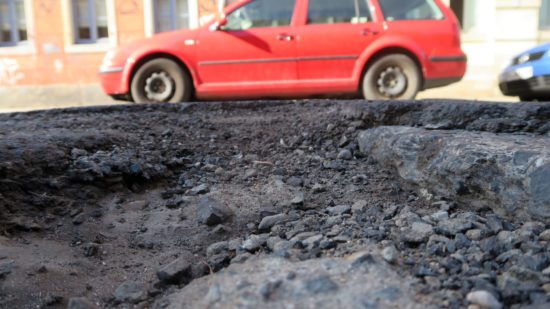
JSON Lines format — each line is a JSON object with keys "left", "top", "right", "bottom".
{"left": 379, "top": 0, "right": 444, "bottom": 21}
{"left": 308, "top": 0, "right": 372, "bottom": 24}
{"left": 223, "top": 0, "right": 295, "bottom": 30}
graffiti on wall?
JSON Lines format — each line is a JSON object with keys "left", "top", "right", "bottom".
{"left": 0, "top": 58, "right": 24, "bottom": 86}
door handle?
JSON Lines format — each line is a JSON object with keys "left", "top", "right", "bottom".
{"left": 277, "top": 33, "right": 294, "bottom": 41}
{"left": 361, "top": 28, "right": 379, "bottom": 36}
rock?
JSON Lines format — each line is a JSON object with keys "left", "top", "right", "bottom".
{"left": 466, "top": 291, "right": 502, "bottom": 309}
{"left": 327, "top": 205, "right": 351, "bottom": 216}
{"left": 436, "top": 219, "right": 474, "bottom": 237}
{"left": 539, "top": 229, "right": 550, "bottom": 241}
{"left": 113, "top": 280, "right": 147, "bottom": 304}
{"left": 304, "top": 275, "right": 339, "bottom": 294}
{"left": 290, "top": 193, "right": 305, "bottom": 208}
{"left": 67, "top": 297, "right": 97, "bottom": 309}
{"left": 358, "top": 126, "right": 550, "bottom": 222}
{"left": 0, "top": 260, "right": 15, "bottom": 278}
{"left": 207, "top": 241, "right": 230, "bottom": 257}
{"left": 72, "top": 213, "right": 86, "bottom": 225}
{"left": 191, "top": 184, "right": 209, "bottom": 195}
{"left": 337, "top": 149, "right": 352, "bottom": 160}
{"left": 83, "top": 243, "right": 100, "bottom": 257}
{"left": 286, "top": 176, "right": 303, "bottom": 187}
{"left": 381, "top": 246, "right": 399, "bottom": 264}
{"left": 403, "top": 222, "right": 433, "bottom": 243}
{"left": 258, "top": 214, "right": 287, "bottom": 232}
{"left": 197, "top": 197, "right": 233, "bottom": 226}
{"left": 302, "top": 234, "right": 323, "bottom": 249}
{"left": 431, "top": 211, "right": 449, "bottom": 222}
{"left": 485, "top": 215, "right": 504, "bottom": 234}
{"left": 432, "top": 201, "right": 454, "bottom": 212}
{"left": 542, "top": 266, "right": 550, "bottom": 276}
{"left": 244, "top": 169, "right": 257, "bottom": 179}
{"left": 157, "top": 257, "right": 192, "bottom": 285}
{"left": 352, "top": 200, "right": 368, "bottom": 213}
{"left": 242, "top": 234, "right": 269, "bottom": 253}
{"left": 466, "top": 229, "right": 485, "bottom": 241}
{"left": 312, "top": 184, "right": 326, "bottom": 193}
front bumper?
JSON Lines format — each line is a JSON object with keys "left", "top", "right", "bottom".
{"left": 499, "top": 74, "right": 550, "bottom": 97}
{"left": 99, "top": 67, "right": 127, "bottom": 96}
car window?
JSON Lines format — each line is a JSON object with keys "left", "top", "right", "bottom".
{"left": 223, "top": 0, "right": 295, "bottom": 31}
{"left": 378, "top": 0, "right": 444, "bottom": 21}
{"left": 308, "top": 0, "right": 372, "bottom": 24}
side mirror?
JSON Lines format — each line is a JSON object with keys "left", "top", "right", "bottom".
{"left": 209, "top": 16, "right": 228, "bottom": 32}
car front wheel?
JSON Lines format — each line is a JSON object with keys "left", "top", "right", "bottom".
{"left": 362, "top": 54, "right": 421, "bottom": 100}
{"left": 130, "top": 58, "right": 192, "bottom": 103}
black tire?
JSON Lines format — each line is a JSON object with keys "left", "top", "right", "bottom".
{"left": 362, "top": 54, "right": 421, "bottom": 100}
{"left": 130, "top": 58, "right": 192, "bottom": 103}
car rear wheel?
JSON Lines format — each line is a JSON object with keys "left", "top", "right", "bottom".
{"left": 362, "top": 54, "right": 421, "bottom": 100}
{"left": 130, "top": 58, "right": 192, "bottom": 103}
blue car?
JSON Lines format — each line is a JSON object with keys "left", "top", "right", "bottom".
{"left": 499, "top": 43, "right": 550, "bottom": 101}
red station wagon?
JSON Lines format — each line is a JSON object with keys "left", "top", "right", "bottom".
{"left": 99, "top": 0, "right": 466, "bottom": 103}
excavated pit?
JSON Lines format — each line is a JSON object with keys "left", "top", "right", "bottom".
{"left": 0, "top": 100, "right": 549, "bottom": 309}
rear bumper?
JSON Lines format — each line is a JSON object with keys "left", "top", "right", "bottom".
{"left": 499, "top": 75, "right": 550, "bottom": 97}
{"left": 424, "top": 53, "right": 467, "bottom": 89}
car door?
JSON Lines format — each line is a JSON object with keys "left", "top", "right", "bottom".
{"left": 296, "top": 0, "right": 382, "bottom": 81}
{"left": 196, "top": 0, "right": 298, "bottom": 91}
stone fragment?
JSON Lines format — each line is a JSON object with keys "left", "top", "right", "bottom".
{"left": 67, "top": 297, "right": 97, "bottom": 309}
{"left": 381, "top": 246, "right": 399, "bottom": 264}
{"left": 0, "top": 260, "right": 15, "bottom": 278}
{"left": 258, "top": 214, "right": 287, "bottom": 232}
{"left": 304, "top": 275, "right": 339, "bottom": 294}
{"left": 157, "top": 257, "right": 192, "bottom": 285}
{"left": 286, "top": 176, "right": 303, "bottom": 187}
{"left": 327, "top": 205, "right": 351, "bottom": 216}
{"left": 436, "top": 219, "right": 474, "bottom": 236}
{"left": 352, "top": 200, "right": 368, "bottom": 213}
{"left": 539, "top": 229, "right": 550, "bottom": 241}
{"left": 337, "top": 149, "right": 352, "bottom": 160}
{"left": 466, "top": 290, "right": 503, "bottom": 309}
{"left": 242, "top": 234, "right": 268, "bottom": 253}
{"left": 113, "top": 281, "right": 147, "bottom": 304}
{"left": 191, "top": 184, "right": 209, "bottom": 195}
{"left": 197, "top": 197, "right": 233, "bottom": 226}
{"left": 312, "top": 184, "right": 326, "bottom": 193}
{"left": 403, "top": 222, "right": 433, "bottom": 243}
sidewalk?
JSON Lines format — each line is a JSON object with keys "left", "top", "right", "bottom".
{"left": 0, "top": 82, "right": 518, "bottom": 114}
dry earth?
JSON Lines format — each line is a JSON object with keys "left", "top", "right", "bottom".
{"left": 0, "top": 100, "right": 549, "bottom": 309}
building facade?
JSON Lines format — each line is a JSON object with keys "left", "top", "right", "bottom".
{"left": 0, "top": 0, "right": 549, "bottom": 108}
{"left": 0, "top": 0, "right": 233, "bottom": 107}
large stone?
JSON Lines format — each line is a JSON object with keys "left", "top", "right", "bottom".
{"left": 67, "top": 297, "right": 98, "bottom": 309}
{"left": 113, "top": 280, "right": 147, "bottom": 304}
{"left": 165, "top": 254, "right": 431, "bottom": 309}
{"left": 197, "top": 197, "right": 234, "bottom": 226}
{"left": 157, "top": 257, "right": 193, "bottom": 285}
{"left": 358, "top": 126, "right": 550, "bottom": 222}
{"left": 466, "top": 290, "right": 502, "bottom": 309}
{"left": 258, "top": 214, "right": 287, "bottom": 232}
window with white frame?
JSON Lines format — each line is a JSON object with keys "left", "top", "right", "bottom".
{"left": 154, "top": 0, "right": 193, "bottom": 33}
{"left": 0, "top": 0, "right": 27, "bottom": 46}
{"left": 72, "top": 0, "right": 109, "bottom": 44}
{"left": 541, "top": 0, "right": 550, "bottom": 30}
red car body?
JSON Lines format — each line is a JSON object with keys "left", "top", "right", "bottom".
{"left": 99, "top": 0, "right": 466, "bottom": 101}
